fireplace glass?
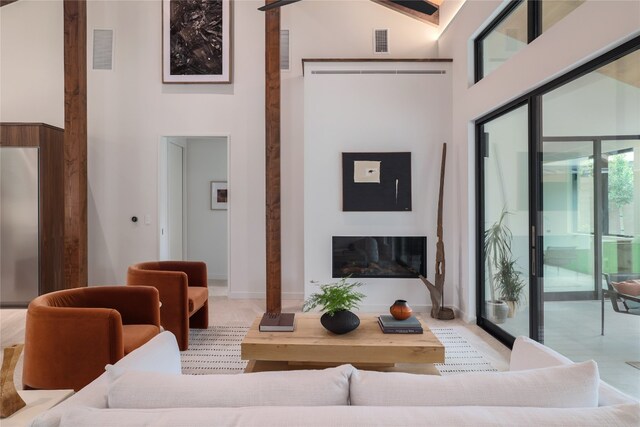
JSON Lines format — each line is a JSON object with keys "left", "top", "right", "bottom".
{"left": 332, "top": 236, "right": 426, "bottom": 278}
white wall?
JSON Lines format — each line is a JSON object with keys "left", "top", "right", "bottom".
{"left": 84, "top": 0, "right": 440, "bottom": 299}
{"left": 304, "top": 61, "right": 452, "bottom": 312}
{"left": 438, "top": 0, "right": 640, "bottom": 321}
{"left": 281, "top": 0, "right": 440, "bottom": 299}
{"left": 186, "top": 137, "right": 228, "bottom": 280}
{"left": 0, "top": 0, "right": 440, "bottom": 300}
{"left": 0, "top": 0, "right": 63, "bottom": 127}
{"left": 86, "top": 0, "right": 265, "bottom": 295}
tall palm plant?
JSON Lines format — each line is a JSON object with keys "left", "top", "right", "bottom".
{"left": 484, "top": 209, "right": 512, "bottom": 303}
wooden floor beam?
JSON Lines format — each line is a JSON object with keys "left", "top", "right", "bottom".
{"left": 63, "top": 0, "right": 88, "bottom": 288}
{"left": 265, "top": 0, "right": 281, "bottom": 313}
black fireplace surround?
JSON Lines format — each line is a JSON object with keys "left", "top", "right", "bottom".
{"left": 332, "top": 236, "right": 426, "bottom": 278}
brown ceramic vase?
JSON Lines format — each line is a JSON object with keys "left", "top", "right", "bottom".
{"left": 390, "top": 300, "right": 413, "bottom": 320}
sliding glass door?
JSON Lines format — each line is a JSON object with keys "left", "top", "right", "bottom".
{"left": 477, "top": 40, "right": 640, "bottom": 396}
{"left": 478, "top": 105, "right": 530, "bottom": 340}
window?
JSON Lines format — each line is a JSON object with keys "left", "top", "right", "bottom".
{"left": 475, "top": 0, "right": 527, "bottom": 81}
{"left": 541, "top": 0, "right": 585, "bottom": 33}
{"left": 475, "top": 0, "right": 585, "bottom": 82}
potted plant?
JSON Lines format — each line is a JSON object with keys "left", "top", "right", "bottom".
{"left": 494, "top": 256, "right": 526, "bottom": 318}
{"left": 303, "top": 277, "right": 365, "bottom": 334}
{"left": 483, "top": 209, "right": 511, "bottom": 324}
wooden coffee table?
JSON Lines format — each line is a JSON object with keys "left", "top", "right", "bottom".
{"left": 241, "top": 313, "right": 444, "bottom": 374}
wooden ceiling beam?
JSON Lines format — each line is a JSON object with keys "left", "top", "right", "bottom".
{"left": 370, "top": 0, "right": 439, "bottom": 26}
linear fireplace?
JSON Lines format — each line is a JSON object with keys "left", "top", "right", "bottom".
{"left": 332, "top": 236, "right": 426, "bottom": 278}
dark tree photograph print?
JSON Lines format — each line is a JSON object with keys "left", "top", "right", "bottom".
{"left": 163, "top": 0, "right": 231, "bottom": 83}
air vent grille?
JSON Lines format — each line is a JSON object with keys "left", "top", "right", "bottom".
{"left": 311, "top": 70, "right": 446, "bottom": 75}
{"left": 280, "top": 29, "right": 290, "bottom": 71}
{"left": 93, "top": 29, "right": 113, "bottom": 70}
{"left": 373, "top": 29, "right": 389, "bottom": 54}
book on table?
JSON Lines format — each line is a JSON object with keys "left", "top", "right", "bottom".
{"left": 259, "top": 312, "right": 295, "bottom": 332}
{"left": 378, "top": 314, "right": 423, "bottom": 334}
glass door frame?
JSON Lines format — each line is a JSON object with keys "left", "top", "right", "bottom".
{"left": 476, "top": 100, "right": 538, "bottom": 346}
{"left": 475, "top": 35, "right": 640, "bottom": 348}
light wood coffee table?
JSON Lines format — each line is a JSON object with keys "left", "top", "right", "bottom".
{"left": 241, "top": 313, "right": 444, "bottom": 374}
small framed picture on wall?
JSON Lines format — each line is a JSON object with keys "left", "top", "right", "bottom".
{"left": 211, "top": 181, "right": 228, "bottom": 210}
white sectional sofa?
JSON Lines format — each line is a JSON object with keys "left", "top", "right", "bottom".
{"left": 32, "top": 332, "right": 639, "bottom": 427}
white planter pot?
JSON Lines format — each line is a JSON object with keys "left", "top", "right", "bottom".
{"left": 486, "top": 300, "right": 509, "bottom": 324}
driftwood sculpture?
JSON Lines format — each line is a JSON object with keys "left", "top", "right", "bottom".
{"left": 420, "top": 144, "right": 455, "bottom": 320}
{"left": 1, "top": 344, "right": 26, "bottom": 418}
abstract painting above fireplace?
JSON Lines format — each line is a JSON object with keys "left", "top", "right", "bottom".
{"left": 342, "top": 152, "right": 412, "bottom": 212}
{"left": 332, "top": 236, "right": 426, "bottom": 278}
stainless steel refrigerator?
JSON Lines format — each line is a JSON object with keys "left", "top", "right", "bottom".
{"left": 0, "top": 146, "right": 40, "bottom": 305}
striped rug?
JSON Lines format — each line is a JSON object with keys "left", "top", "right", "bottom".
{"left": 431, "top": 327, "right": 498, "bottom": 374}
{"left": 181, "top": 326, "right": 497, "bottom": 375}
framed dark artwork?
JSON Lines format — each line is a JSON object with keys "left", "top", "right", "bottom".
{"left": 163, "top": 0, "right": 231, "bottom": 83}
{"left": 342, "top": 152, "right": 412, "bottom": 211}
{"left": 211, "top": 181, "right": 228, "bottom": 210}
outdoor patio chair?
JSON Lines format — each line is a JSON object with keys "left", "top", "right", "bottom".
{"left": 601, "top": 273, "right": 640, "bottom": 335}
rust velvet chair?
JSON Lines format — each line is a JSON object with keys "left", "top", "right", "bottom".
{"left": 127, "top": 261, "right": 209, "bottom": 350}
{"left": 23, "top": 286, "right": 161, "bottom": 391}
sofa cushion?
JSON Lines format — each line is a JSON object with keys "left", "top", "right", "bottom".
{"left": 510, "top": 336, "right": 638, "bottom": 406}
{"left": 509, "top": 335, "right": 573, "bottom": 371}
{"left": 105, "top": 331, "right": 181, "bottom": 382}
{"left": 122, "top": 324, "right": 161, "bottom": 354}
{"left": 32, "top": 332, "right": 181, "bottom": 427}
{"left": 350, "top": 361, "right": 599, "bottom": 408}
{"left": 108, "top": 365, "right": 354, "bottom": 408}
{"left": 187, "top": 287, "right": 208, "bottom": 313}
{"left": 59, "top": 404, "right": 640, "bottom": 427}
{"left": 611, "top": 280, "right": 640, "bottom": 297}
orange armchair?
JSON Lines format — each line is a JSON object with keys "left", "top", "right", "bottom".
{"left": 23, "top": 286, "right": 160, "bottom": 391}
{"left": 127, "top": 261, "right": 209, "bottom": 350}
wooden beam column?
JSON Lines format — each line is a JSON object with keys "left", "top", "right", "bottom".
{"left": 63, "top": 0, "right": 88, "bottom": 288}
{"left": 265, "top": 0, "right": 281, "bottom": 313}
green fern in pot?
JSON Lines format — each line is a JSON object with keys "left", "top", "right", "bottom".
{"left": 494, "top": 256, "right": 526, "bottom": 318}
{"left": 303, "top": 277, "right": 365, "bottom": 334}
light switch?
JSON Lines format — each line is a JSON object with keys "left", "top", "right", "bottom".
{"left": 145, "top": 214, "right": 151, "bottom": 225}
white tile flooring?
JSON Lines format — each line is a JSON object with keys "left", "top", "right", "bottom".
{"left": 497, "top": 299, "right": 640, "bottom": 398}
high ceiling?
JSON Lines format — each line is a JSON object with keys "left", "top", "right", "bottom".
{"left": 598, "top": 50, "right": 640, "bottom": 89}
{"left": 260, "top": 0, "right": 442, "bottom": 26}
{"left": 371, "top": 0, "right": 441, "bottom": 25}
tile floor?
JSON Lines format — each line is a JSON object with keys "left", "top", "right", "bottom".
{"left": 491, "top": 299, "right": 640, "bottom": 397}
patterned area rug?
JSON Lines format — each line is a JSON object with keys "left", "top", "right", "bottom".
{"left": 181, "top": 326, "right": 497, "bottom": 375}
{"left": 431, "top": 328, "right": 498, "bottom": 374}
{"left": 181, "top": 326, "right": 249, "bottom": 374}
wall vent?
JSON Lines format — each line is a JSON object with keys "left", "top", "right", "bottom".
{"left": 280, "top": 29, "right": 290, "bottom": 71}
{"left": 311, "top": 70, "right": 446, "bottom": 75}
{"left": 373, "top": 29, "right": 389, "bottom": 54}
{"left": 93, "top": 29, "right": 113, "bottom": 70}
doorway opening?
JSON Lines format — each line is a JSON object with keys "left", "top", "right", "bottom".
{"left": 159, "top": 136, "right": 229, "bottom": 297}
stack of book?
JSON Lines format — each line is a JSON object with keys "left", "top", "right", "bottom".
{"left": 259, "top": 312, "right": 295, "bottom": 332}
{"left": 378, "top": 314, "right": 423, "bottom": 334}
